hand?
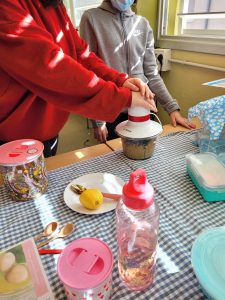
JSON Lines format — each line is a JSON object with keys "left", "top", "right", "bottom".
{"left": 170, "top": 110, "right": 196, "bottom": 129}
{"left": 123, "top": 78, "right": 154, "bottom": 100}
{"left": 93, "top": 124, "right": 108, "bottom": 142}
{"left": 131, "top": 91, "right": 157, "bottom": 113}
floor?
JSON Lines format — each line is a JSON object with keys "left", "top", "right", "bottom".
{"left": 57, "top": 114, "right": 100, "bottom": 154}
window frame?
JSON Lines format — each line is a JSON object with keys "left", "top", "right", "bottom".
{"left": 156, "top": 0, "right": 225, "bottom": 55}
{"left": 65, "top": 0, "right": 102, "bottom": 29}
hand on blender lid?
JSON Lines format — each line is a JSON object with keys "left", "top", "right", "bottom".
{"left": 131, "top": 91, "right": 157, "bottom": 113}
{"left": 123, "top": 78, "right": 154, "bottom": 100}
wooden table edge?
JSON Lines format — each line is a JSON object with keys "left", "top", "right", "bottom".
{"left": 46, "top": 142, "right": 111, "bottom": 171}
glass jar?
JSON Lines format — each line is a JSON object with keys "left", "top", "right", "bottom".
{"left": 0, "top": 139, "right": 48, "bottom": 201}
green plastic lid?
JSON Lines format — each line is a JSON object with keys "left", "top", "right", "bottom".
{"left": 191, "top": 227, "right": 225, "bottom": 300}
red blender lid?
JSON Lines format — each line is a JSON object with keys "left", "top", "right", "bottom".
{"left": 116, "top": 107, "right": 162, "bottom": 139}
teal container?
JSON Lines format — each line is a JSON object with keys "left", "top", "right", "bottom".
{"left": 191, "top": 227, "right": 225, "bottom": 300}
{"left": 186, "top": 153, "right": 225, "bottom": 202}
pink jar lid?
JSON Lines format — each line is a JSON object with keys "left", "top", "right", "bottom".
{"left": 57, "top": 238, "right": 113, "bottom": 290}
{"left": 0, "top": 139, "right": 44, "bottom": 166}
{"left": 122, "top": 169, "right": 154, "bottom": 210}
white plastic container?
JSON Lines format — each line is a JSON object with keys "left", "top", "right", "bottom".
{"left": 186, "top": 153, "right": 225, "bottom": 202}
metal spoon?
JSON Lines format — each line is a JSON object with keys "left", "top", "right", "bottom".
{"left": 34, "top": 221, "right": 59, "bottom": 241}
{"left": 70, "top": 184, "right": 121, "bottom": 201}
{"left": 37, "top": 223, "right": 75, "bottom": 249}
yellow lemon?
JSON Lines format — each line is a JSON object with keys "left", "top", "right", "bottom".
{"left": 80, "top": 188, "right": 103, "bottom": 210}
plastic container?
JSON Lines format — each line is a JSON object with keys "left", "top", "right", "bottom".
{"left": 57, "top": 238, "right": 113, "bottom": 300}
{"left": 0, "top": 139, "right": 48, "bottom": 201}
{"left": 116, "top": 169, "right": 160, "bottom": 291}
{"left": 191, "top": 227, "right": 225, "bottom": 300}
{"left": 196, "top": 124, "right": 225, "bottom": 155}
{"left": 186, "top": 153, "right": 225, "bottom": 202}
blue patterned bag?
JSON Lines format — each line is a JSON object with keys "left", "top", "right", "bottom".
{"left": 188, "top": 95, "right": 225, "bottom": 155}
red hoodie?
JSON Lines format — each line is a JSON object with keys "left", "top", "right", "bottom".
{"left": 0, "top": 1, "right": 131, "bottom": 142}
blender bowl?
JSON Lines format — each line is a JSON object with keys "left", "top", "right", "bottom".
{"left": 116, "top": 108, "right": 163, "bottom": 160}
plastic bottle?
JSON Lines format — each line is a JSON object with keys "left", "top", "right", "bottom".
{"left": 116, "top": 169, "right": 160, "bottom": 291}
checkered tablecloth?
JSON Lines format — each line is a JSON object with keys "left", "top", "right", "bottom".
{"left": 0, "top": 131, "right": 224, "bottom": 300}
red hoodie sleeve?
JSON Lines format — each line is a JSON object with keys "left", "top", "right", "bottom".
{"left": 62, "top": 7, "right": 128, "bottom": 88}
{"left": 0, "top": 2, "right": 131, "bottom": 122}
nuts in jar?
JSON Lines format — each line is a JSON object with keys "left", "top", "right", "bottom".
{"left": 0, "top": 139, "right": 48, "bottom": 201}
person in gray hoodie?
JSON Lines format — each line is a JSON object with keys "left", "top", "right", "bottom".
{"left": 80, "top": 0, "right": 195, "bottom": 142}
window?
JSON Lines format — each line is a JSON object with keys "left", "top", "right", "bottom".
{"left": 64, "top": 0, "right": 102, "bottom": 29}
{"left": 157, "top": 0, "right": 225, "bottom": 55}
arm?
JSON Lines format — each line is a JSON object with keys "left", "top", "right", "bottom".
{"left": 143, "top": 21, "right": 179, "bottom": 114}
{"left": 0, "top": 3, "right": 130, "bottom": 122}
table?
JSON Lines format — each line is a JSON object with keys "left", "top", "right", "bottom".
{"left": 2, "top": 125, "right": 223, "bottom": 300}
{"left": 45, "top": 118, "right": 202, "bottom": 170}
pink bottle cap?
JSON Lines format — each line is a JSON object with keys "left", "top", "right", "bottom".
{"left": 122, "top": 169, "right": 154, "bottom": 210}
{"left": 0, "top": 139, "right": 44, "bottom": 166}
{"left": 57, "top": 238, "right": 113, "bottom": 290}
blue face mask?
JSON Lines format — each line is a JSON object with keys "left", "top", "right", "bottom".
{"left": 111, "top": 0, "right": 135, "bottom": 12}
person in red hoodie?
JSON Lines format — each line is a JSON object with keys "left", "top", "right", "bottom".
{"left": 0, "top": 0, "right": 156, "bottom": 157}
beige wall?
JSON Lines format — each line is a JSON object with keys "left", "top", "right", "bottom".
{"left": 137, "top": 0, "right": 158, "bottom": 38}
{"left": 137, "top": 0, "right": 225, "bottom": 125}
{"left": 160, "top": 51, "right": 225, "bottom": 124}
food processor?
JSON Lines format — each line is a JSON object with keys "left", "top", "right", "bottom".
{"left": 115, "top": 107, "right": 163, "bottom": 160}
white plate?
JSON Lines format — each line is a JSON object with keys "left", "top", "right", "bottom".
{"left": 64, "top": 173, "right": 124, "bottom": 214}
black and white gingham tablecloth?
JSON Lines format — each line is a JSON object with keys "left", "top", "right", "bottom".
{"left": 0, "top": 131, "right": 224, "bottom": 300}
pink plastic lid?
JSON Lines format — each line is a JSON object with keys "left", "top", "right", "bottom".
{"left": 57, "top": 238, "right": 113, "bottom": 290}
{"left": 0, "top": 139, "right": 44, "bottom": 166}
{"left": 122, "top": 169, "right": 154, "bottom": 210}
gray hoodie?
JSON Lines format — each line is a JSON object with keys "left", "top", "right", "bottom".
{"left": 80, "top": 0, "right": 180, "bottom": 127}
